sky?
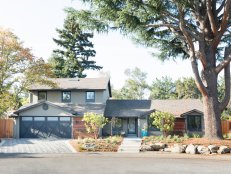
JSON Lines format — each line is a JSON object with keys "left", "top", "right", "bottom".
{"left": 0, "top": 0, "right": 194, "bottom": 89}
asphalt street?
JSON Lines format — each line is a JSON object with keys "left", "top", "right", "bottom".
{"left": 0, "top": 153, "right": 230, "bottom": 174}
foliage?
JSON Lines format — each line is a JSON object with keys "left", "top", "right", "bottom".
{"left": 82, "top": 112, "right": 108, "bottom": 139}
{"left": 149, "top": 76, "right": 176, "bottom": 99}
{"left": 0, "top": 28, "right": 55, "bottom": 117}
{"left": 142, "top": 135, "right": 188, "bottom": 144}
{"left": 0, "top": 92, "right": 14, "bottom": 117}
{"left": 110, "top": 117, "right": 123, "bottom": 136}
{"left": 48, "top": 10, "right": 102, "bottom": 78}
{"left": 175, "top": 77, "right": 201, "bottom": 99}
{"left": 149, "top": 76, "right": 202, "bottom": 99}
{"left": 112, "top": 67, "right": 149, "bottom": 99}
{"left": 150, "top": 111, "right": 175, "bottom": 137}
{"left": 71, "top": 136, "right": 123, "bottom": 152}
{"left": 72, "top": 0, "right": 231, "bottom": 139}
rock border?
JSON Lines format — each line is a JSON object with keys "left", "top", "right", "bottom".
{"left": 140, "top": 143, "right": 230, "bottom": 155}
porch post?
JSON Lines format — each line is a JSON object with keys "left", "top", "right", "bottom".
{"left": 137, "top": 118, "right": 141, "bottom": 137}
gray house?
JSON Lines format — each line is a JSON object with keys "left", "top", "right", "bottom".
{"left": 13, "top": 77, "right": 204, "bottom": 139}
{"left": 13, "top": 77, "right": 111, "bottom": 138}
{"left": 103, "top": 99, "right": 204, "bottom": 137}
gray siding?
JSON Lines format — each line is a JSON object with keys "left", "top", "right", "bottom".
{"left": 30, "top": 88, "right": 110, "bottom": 104}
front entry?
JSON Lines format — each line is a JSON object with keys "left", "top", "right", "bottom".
{"left": 128, "top": 118, "right": 136, "bottom": 134}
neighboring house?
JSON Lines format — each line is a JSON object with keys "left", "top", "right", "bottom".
{"left": 13, "top": 78, "right": 111, "bottom": 138}
{"left": 13, "top": 77, "right": 204, "bottom": 139}
{"left": 103, "top": 99, "right": 204, "bottom": 137}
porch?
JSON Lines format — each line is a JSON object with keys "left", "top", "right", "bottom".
{"left": 102, "top": 117, "right": 148, "bottom": 137}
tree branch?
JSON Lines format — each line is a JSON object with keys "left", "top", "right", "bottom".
{"left": 219, "top": 49, "right": 231, "bottom": 111}
{"left": 212, "top": 0, "right": 231, "bottom": 49}
{"left": 216, "top": 0, "right": 226, "bottom": 14}
{"left": 207, "top": 0, "right": 218, "bottom": 36}
{"left": 216, "top": 46, "right": 231, "bottom": 73}
{"left": 191, "top": 58, "right": 208, "bottom": 96}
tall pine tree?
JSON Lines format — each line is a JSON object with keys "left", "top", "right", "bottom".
{"left": 49, "top": 11, "right": 102, "bottom": 78}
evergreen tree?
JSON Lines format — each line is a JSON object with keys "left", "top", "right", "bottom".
{"left": 71, "top": 1, "right": 231, "bottom": 139}
{"left": 49, "top": 11, "right": 102, "bottom": 78}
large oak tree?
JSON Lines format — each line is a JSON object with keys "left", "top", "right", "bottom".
{"left": 71, "top": 0, "right": 231, "bottom": 139}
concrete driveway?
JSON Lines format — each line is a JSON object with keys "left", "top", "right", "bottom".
{"left": 0, "top": 139, "right": 76, "bottom": 153}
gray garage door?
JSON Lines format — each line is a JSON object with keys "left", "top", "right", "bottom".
{"left": 20, "top": 116, "right": 72, "bottom": 138}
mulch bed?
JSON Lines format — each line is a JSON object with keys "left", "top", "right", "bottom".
{"left": 69, "top": 138, "right": 123, "bottom": 152}
{"left": 182, "top": 138, "right": 231, "bottom": 147}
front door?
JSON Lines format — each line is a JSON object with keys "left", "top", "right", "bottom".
{"left": 128, "top": 118, "right": 136, "bottom": 134}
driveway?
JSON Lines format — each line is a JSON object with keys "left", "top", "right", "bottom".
{"left": 0, "top": 139, "right": 76, "bottom": 153}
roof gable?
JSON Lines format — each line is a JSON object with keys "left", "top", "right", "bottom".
{"left": 151, "top": 99, "right": 203, "bottom": 117}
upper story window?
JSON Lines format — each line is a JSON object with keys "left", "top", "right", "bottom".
{"left": 38, "top": 91, "right": 47, "bottom": 101}
{"left": 86, "top": 91, "right": 95, "bottom": 102}
{"left": 62, "top": 91, "right": 71, "bottom": 103}
{"left": 187, "top": 115, "right": 202, "bottom": 131}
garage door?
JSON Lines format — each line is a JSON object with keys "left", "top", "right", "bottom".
{"left": 20, "top": 116, "right": 72, "bottom": 138}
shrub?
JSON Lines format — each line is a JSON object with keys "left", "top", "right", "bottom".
{"left": 150, "top": 111, "right": 175, "bottom": 137}
{"left": 82, "top": 112, "right": 108, "bottom": 139}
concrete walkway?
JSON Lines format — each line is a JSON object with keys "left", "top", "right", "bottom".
{"left": 118, "top": 137, "right": 141, "bottom": 153}
{"left": 0, "top": 139, "right": 76, "bottom": 153}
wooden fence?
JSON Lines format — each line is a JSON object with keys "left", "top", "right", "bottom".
{"left": 0, "top": 118, "right": 14, "bottom": 138}
{"left": 221, "top": 120, "right": 231, "bottom": 134}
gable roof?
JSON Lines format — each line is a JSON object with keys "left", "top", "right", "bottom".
{"left": 104, "top": 100, "right": 154, "bottom": 118}
{"left": 151, "top": 99, "right": 203, "bottom": 117}
{"left": 29, "top": 77, "right": 111, "bottom": 91}
{"left": 104, "top": 99, "right": 203, "bottom": 118}
{"left": 14, "top": 101, "right": 105, "bottom": 116}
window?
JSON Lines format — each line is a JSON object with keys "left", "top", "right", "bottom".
{"left": 22, "top": 117, "right": 33, "bottom": 121}
{"left": 86, "top": 91, "right": 95, "bottom": 102}
{"left": 34, "top": 117, "right": 45, "bottom": 121}
{"left": 187, "top": 115, "right": 202, "bottom": 131}
{"left": 62, "top": 91, "right": 71, "bottom": 103}
{"left": 47, "top": 117, "right": 58, "bottom": 121}
{"left": 38, "top": 91, "right": 47, "bottom": 101}
{"left": 60, "top": 117, "right": 71, "bottom": 122}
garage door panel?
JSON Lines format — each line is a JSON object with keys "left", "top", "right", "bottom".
{"left": 20, "top": 116, "right": 72, "bottom": 138}
{"left": 33, "top": 122, "right": 48, "bottom": 138}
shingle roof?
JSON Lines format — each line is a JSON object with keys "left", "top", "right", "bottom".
{"left": 151, "top": 99, "right": 203, "bottom": 117}
{"left": 54, "top": 103, "right": 105, "bottom": 116}
{"left": 14, "top": 101, "right": 105, "bottom": 116}
{"left": 104, "top": 100, "right": 154, "bottom": 118}
{"left": 29, "top": 77, "right": 110, "bottom": 91}
{"left": 104, "top": 99, "right": 203, "bottom": 118}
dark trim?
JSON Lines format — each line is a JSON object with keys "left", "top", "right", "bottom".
{"left": 38, "top": 91, "right": 47, "bottom": 101}
{"left": 85, "top": 91, "right": 95, "bottom": 103}
{"left": 14, "top": 101, "right": 75, "bottom": 115}
{"left": 181, "top": 109, "right": 203, "bottom": 117}
{"left": 108, "top": 80, "right": 112, "bottom": 97}
{"left": 61, "top": 91, "right": 71, "bottom": 103}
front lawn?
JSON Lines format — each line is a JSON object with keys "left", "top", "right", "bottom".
{"left": 70, "top": 136, "right": 123, "bottom": 152}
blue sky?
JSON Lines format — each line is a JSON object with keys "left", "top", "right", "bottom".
{"left": 0, "top": 0, "right": 193, "bottom": 89}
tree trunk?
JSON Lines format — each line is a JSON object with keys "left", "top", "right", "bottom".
{"left": 202, "top": 95, "right": 223, "bottom": 139}
{"left": 202, "top": 69, "right": 223, "bottom": 139}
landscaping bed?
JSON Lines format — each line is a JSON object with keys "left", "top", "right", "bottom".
{"left": 141, "top": 135, "right": 231, "bottom": 155}
{"left": 70, "top": 136, "right": 123, "bottom": 152}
